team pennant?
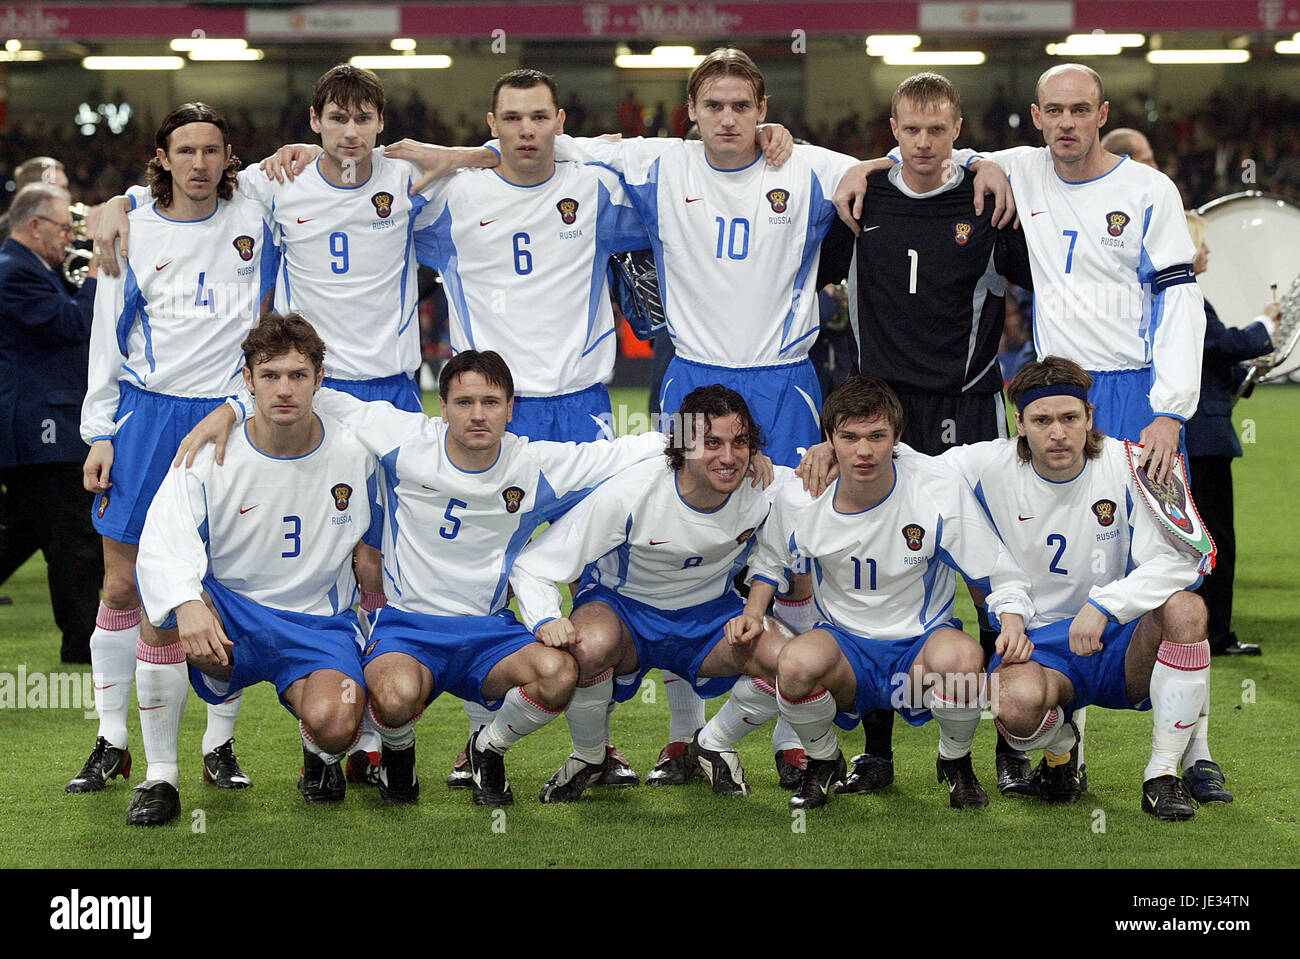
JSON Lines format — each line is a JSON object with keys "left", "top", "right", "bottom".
{"left": 1124, "top": 441, "right": 1216, "bottom": 574}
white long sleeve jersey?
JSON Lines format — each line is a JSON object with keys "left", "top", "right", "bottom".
{"left": 748, "top": 453, "right": 1034, "bottom": 640}
{"left": 985, "top": 147, "right": 1205, "bottom": 421}
{"left": 553, "top": 135, "right": 859, "bottom": 367}
{"left": 129, "top": 153, "right": 433, "bottom": 382}
{"left": 411, "top": 161, "right": 648, "bottom": 396}
{"left": 136, "top": 411, "right": 379, "bottom": 626}
{"left": 82, "top": 194, "right": 275, "bottom": 441}
{"left": 510, "top": 459, "right": 793, "bottom": 631}
{"left": 310, "top": 388, "right": 667, "bottom": 617}
{"left": 935, "top": 437, "right": 1201, "bottom": 628}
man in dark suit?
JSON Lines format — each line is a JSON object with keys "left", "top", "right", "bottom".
{"left": 0, "top": 182, "right": 103, "bottom": 662}
{"left": 1184, "top": 211, "right": 1278, "bottom": 657}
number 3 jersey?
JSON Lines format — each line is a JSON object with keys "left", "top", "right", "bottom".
{"left": 748, "top": 453, "right": 1033, "bottom": 639}
{"left": 934, "top": 437, "right": 1201, "bottom": 629}
{"left": 135, "top": 410, "right": 380, "bottom": 624}
{"left": 411, "top": 160, "right": 647, "bottom": 397}
{"left": 82, "top": 193, "right": 276, "bottom": 441}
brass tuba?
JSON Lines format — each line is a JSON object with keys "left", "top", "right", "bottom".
{"left": 62, "top": 202, "right": 95, "bottom": 287}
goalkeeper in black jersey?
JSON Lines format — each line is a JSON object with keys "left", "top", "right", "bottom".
{"left": 816, "top": 73, "right": 1036, "bottom": 798}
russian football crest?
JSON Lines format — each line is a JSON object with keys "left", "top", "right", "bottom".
{"left": 232, "top": 235, "right": 255, "bottom": 261}
{"left": 1106, "top": 211, "right": 1130, "bottom": 236}
{"left": 766, "top": 188, "right": 789, "bottom": 213}
{"left": 902, "top": 524, "right": 925, "bottom": 551}
{"left": 331, "top": 483, "right": 352, "bottom": 511}
{"left": 371, "top": 192, "right": 394, "bottom": 218}
{"left": 1091, "top": 499, "right": 1116, "bottom": 527}
{"left": 953, "top": 220, "right": 973, "bottom": 246}
{"left": 502, "top": 486, "right": 525, "bottom": 513}
{"left": 556, "top": 198, "right": 579, "bottom": 224}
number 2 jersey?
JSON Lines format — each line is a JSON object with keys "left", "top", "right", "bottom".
{"left": 82, "top": 192, "right": 276, "bottom": 442}
{"left": 136, "top": 410, "right": 379, "bottom": 624}
{"left": 934, "top": 437, "right": 1201, "bottom": 629}
{"left": 412, "top": 160, "right": 648, "bottom": 396}
{"left": 554, "top": 135, "right": 859, "bottom": 368}
{"left": 510, "top": 459, "right": 793, "bottom": 630}
{"left": 748, "top": 452, "right": 1033, "bottom": 639}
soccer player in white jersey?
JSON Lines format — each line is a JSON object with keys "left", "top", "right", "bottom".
{"left": 180, "top": 349, "right": 677, "bottom": 805}
{"left": 510, "top": 386, "right": 789, "bottom": 801}
{"left": 97, "top": 65, "right": 485, "bottom": 784}
{"left": 70, "top": 104, "right": 274, "bottom": 803}
{"left": 939, "top": 357, "right": 1220, "bottom": 820}
{"left": 976, "top": 65, "right": 1205, "bottom": 482}
{"left": 129, "top": 313, "right": 379, "bottom": 824}
{"left": 746, "top": 376, "right": 1035, "bottom": 810}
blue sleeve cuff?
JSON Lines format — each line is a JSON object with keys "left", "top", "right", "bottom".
{"left": 89, "top": 434, "right": 113, "bottom": 443}
{"left": 532, "top": 616, "right": 557, "bottom": 635}
{"left": 1153, "top": 412, "right": 1186, "bottom": 423}
{"left": 751, "top": 574, "right": 782, "bottom": 589}
{"left": 1086, "top": 598, "right": 1118, "bottom": 623}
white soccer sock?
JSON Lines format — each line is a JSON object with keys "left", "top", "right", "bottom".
{"left": 1181, "top": 671, "right": 1214, "bottom": 770}
{"left": 135, "top": 639, "right": 188, "bottom": 787}
{"left": 368, "top": 700, "right": 421, "bottom": 750}
{"left": 995, "top": 705, "right": 1069, "bottom": 753}
{"left": 463, "top": 699, "right": 496, "bottom": 740}
{"left": 771, "top": 717, "right": 802, "bottom": 752}
{"left": 90, "top": 603, "right": 140, "bottom": 749}
{"left": 603, "top": 696, "right": 616, "bottom": 749}
{"left": 663, "top": 669, "right": 706, "bottom": 742}
{"left": 699, "top": 676, "right": 778, "bottom": 751}
{"left": 776, "top": 683, "right": 839, "bottom": 761}
{"left": 202, "top": 691, "right": 243, "bottom": 755}
{"left": 356, "top": 705, "right": 382, "bottom": 758}
{"left": 774, "top": 594, "right": 817, "bottom": 635}
{"left": 1145, "top": 640, "right": 1210, "bottom": 781}
{"left": 930, "top": 690, "right": 983, "bottom": 760}
{"left": 300, "top": 718, "right": 355, "bottom": 765}
{"left": 476, "top": 686, "right": 563, "bottom": 754}
{"left": 566, "top": 669, "right": 614, "bottom": 764}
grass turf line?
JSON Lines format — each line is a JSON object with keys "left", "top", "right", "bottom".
{"left": 0, "top": 385, "right": 1295, "bottom": 867}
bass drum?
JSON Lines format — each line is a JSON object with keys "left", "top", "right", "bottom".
{"left": 1196, "top": 191, "right": 1300, "bottom": 380}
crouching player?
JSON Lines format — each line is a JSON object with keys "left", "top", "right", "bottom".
{"left": 747, "top": 376, "right": 1034, "bottom": 810}
{"left": 131, "top": 313, "right": 379, "bottom": 825}
{"left": 510, "top": 386, "right": 786, "bottom": 801}
{"left": 944, "top": 357, "right": 1224, "bottom": 820}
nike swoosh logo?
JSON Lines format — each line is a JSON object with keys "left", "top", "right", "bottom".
{"left": 809, "top": 731, "right": 827, "bottom": 742}
{"left": 139, "top": 704, "right": 165, "bottom": 711}
{"left": 861, "top": 225, "right": 881, "bottom": 233}
{"left": 239, "top": 505, "right": 258, "bottom": 514}
{"left": 479, "top": 219, "right": 497, "bottom": 226}
{"left": 1174, "top": 720, "right": 1196, "bottom": 729}
{"left": 649, "top": 539, "right": 669, "bottom": 545}
{"left": 297, "top": 217, "right": 314, "bottom": 223}
{"left": 685, "top": 197, "right": 703, "bottom": 203}
{"left": 155, "top": 261, "right": 172, "bottom": 271}
{"left": 1018, "top": 515, "right": 1034, "bottom": 521}
{"left": 421, "top": 485, "right": 440, "bottom": 493}
{"left": 94, "top": 684, "right": 115, "bottom": 690}
{"left": 741, "top": 717, "right": 761, "bottom": 726}
{"left": 1031, "top": 211, "right": 1046, "bottom": 217}
{"left": 507, "top": 724, "right": 521, "bottom": 735}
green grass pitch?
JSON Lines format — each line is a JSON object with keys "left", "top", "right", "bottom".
{"left": 1, "top": 384, "right": 1296, "bottom": 868}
